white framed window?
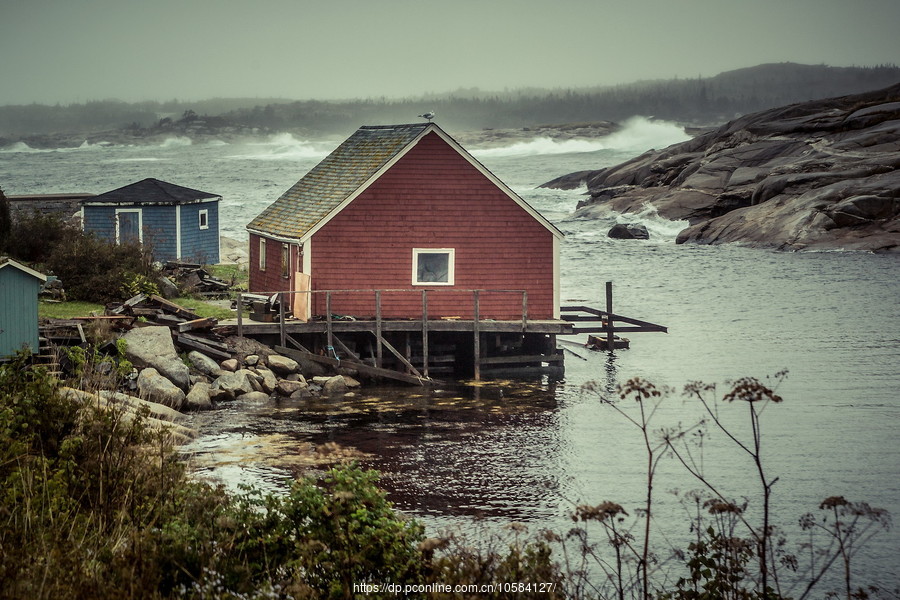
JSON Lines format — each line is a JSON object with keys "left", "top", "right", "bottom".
{"left": 115, "top": 208, "right": 142, "bottom": 245}
{"left": 198, "top": 209, "right": 209, "bottom": 230}
{"left": 412, "top": 248, "right": 454, "bottom": 286}
{"left": 259, "top": 238, "right": 266, "bottom": 271}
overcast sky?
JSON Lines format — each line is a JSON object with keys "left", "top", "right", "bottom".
{"left": 1, "top": 0, "right": 898, "bottom": 105}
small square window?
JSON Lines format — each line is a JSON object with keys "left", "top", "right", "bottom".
{"left": 413, "top": 248, "right": 454, "bottom": 285}
{"left": 198, "top": 209, "right": 209, "bottom": 230}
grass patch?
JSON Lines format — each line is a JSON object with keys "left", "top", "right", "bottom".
{"left": 39, "top": 300, "right": 105, "bottom": 319}
{"left": 174, "top": 296, "right": 247, "bottom": 320}
{"left": 206, "top": 263, "right": 248, "bottom": 290}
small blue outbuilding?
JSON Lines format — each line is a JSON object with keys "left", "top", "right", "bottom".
{"left": 81, "top": 178, "right": 221, "bottom": 264}
{"left": 0, "top": 257, "right": 47, "bottom": 358}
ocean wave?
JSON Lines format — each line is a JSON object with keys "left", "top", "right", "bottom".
{"left": 0, "top": 141, "right": 40, "bottom": 153}
{"left": 470, "top": 116, "right": 691, "bottom": 158}
{"left": 160, "top": 136, "right": 193, "bottom": 148}
{"left": 229, "top": 132, "right": 333, "bottom": 161}
{"left": 472, "top": 137, "right": 610, "bottom": 158}
{"left": 600, "top": 116, "right": 691, "bottom": 152}
{"left": 565, "top": 202, "right": 689, "bottom": 242}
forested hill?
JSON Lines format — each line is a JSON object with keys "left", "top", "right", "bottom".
{"left": 1, "top": 63, "right": 898, "bottom": 139}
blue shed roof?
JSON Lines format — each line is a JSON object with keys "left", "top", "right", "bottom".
{"left": 82, "top": 178, "right": 221, "bottom": 206}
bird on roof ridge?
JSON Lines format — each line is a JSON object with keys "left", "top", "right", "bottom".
{"left": 418, "top": 111, "right": 435, "bottom": 122}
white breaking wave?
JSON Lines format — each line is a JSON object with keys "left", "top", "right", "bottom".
{"left": 600, "top": 116, "right": 691, "bottom": 153}
{"left": 472, "top": 137, "right": 609, "bottom": 158}
{"left": 230, "top": 132, "right": 333, "bottom": 161}
{"left": 160, "top": 136, "right": 193, "bottom": 148}
{"left": 0, "top": 141, "right": 39, "bottom": 153}
{"left": 470, "top": 116, "right": 691, "bottom": 158}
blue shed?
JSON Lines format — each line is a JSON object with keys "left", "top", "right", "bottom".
{"left": 0, "top": 257, "right": 47, "bottom": 358}
{"left": 81, "top": 178, "right": 221, "bottom": 264}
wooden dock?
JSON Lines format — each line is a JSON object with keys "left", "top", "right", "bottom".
{"left": 215, "top": 282, "right": 664, "bottom": 383}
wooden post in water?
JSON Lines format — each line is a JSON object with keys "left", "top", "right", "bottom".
{"left": 605, "top": 281, "right": 615, "bottom": 351}
{"left": 422, "top": 290, "right": 429, "bottom": 379}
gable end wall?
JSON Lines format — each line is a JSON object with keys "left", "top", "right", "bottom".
{"left": 309, "top": 132, "right": 556, "bottom": 320}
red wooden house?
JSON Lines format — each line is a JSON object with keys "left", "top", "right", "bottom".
{"left": 246, "top": 122, "right": 563, "bottom": 323}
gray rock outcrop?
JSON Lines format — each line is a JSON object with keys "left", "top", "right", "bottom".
{"left": 137, "top": 367, "right": 186, "bottom": 410}
{"left": 122, "top": 326, "right": 191, "bottom": 390}
{"left": 542, "top": 84, "right": 900, "bottom": 252}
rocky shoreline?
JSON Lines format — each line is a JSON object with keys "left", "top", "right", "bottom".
{"left": 542, "top": 84, "right": 900, "bottom": 252}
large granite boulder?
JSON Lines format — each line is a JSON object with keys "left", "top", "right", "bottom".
{"left": 122, "top": 326, "right": 191, "bottom": 390}
{"left": 137, "top": 367, "right": 186, "bottom": 410}
{"left": 542, "top": 85, "right": 900, "bottom": 252}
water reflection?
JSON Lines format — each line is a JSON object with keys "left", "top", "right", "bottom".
{"left": 182, "top": 379, "right": 565, "bottom": 522}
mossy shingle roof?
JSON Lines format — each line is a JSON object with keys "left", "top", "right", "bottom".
{"left": 247, "top": 123, "right": 431, "bottom": 240}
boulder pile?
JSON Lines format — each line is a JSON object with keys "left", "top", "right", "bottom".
{"left": 120, "top": 326, "right": 361, "bottom": 418}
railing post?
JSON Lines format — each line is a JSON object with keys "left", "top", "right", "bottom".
{"left": 522, "top": 290, "right": 528, "bottom": 334}
{"left": 473, "top": 289, "right": 481, "bottom": 380}
{"left": 236, "top": 292, "right": 243, "bottom": 338}
{"left": 375, "top": 290, "right": 382, "bottom": 369}
{"left": 326, "top": 291, "right": 333, "bottom": 352}
{"left": 279, "top": 292, "right": 286, "bottom": 348}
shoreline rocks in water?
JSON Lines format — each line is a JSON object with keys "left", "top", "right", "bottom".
{"left": 541, "top": 84, "right": 900, "bottom": 253}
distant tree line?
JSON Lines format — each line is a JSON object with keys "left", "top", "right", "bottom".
{"left": 1, "top": 63, "right": 898, "bottom": 137}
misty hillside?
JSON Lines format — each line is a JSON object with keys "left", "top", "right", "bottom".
{"left": 1, "top": 63, "right": 898, "bottom": 140}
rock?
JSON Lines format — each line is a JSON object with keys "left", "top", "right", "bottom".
{"left": 137, "top": 367, "right": 186, "bottom": 410}
{"left": 343, "top": 375, "right": 362, "bottom": 389}
{"left": 240, "top": 391, "right": 271, "bottom": 403}
{"left": 220, "top": 358, "right": 240, "bottom": 372}
{"left": 212, "top": 370, "right": 254, "bottom": 398}
{"left": 323, "top": 375, "right": 349, "bottom": 395}
{"left": 289, "top": 388, "right": 312, "bottom": 400}
{"left": 295, "top": 355, "right": 330, "bottom": 378}
{"left": 188, "top": 351, "right": 223, "bottom": 378}
{"left": 543, "top": 84, "right": 900, "bottom": 252}
{"left": 267, "top": 354, "right": 299, "bottom": 376}
{"left": 122, "top": 326, "right": 190, "bottom": 391}
{"left": 185, "top": 382, "right": 213, "bottom": 411}
{"left": 254, "top": 366, "right": 279, "bottom": 393}
{"left": 608, "top": 223, "right": 650, "bottom": 240}
{"left": 245, "top": 354, "right": 259, "bottom": 366}
{"left": 276, "top": 379, "right": 307, "bottom": 396}
{"left": 157, "top": 276, "right": 180, "bottom": 299}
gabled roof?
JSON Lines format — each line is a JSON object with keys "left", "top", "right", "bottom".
{"left": 82, "top": 178, "right": 220, "bottom": 206}
{"left": 247, "top": 123, "right": 563, "bottom": 242}
{"left": 0, "top": 256, "right": 47, "bottom": 282}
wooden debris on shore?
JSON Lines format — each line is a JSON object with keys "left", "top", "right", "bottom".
{"left": 162, "top": 261, "right": 231, "bottom": 297}
{"left": 41, "top": 294, "right": 221, "bottom": 358}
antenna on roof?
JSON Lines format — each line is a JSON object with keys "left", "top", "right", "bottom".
{"left": 418, "top": 111, "right": 435, "bottom": 122}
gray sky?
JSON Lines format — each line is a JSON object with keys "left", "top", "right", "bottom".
{"left": 1, "top": 0, "right": 898, "bottom": 105}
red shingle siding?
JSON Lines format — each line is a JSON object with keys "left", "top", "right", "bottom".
{"left": 309, "top": 132, "right": 555, "bottom": 320}
{"left": 249, "top": 233, "right": 300, "bottom": 294}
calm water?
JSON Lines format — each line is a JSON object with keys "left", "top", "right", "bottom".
{"left": 3, "top": 119, "right": 898, "bottom": 589}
